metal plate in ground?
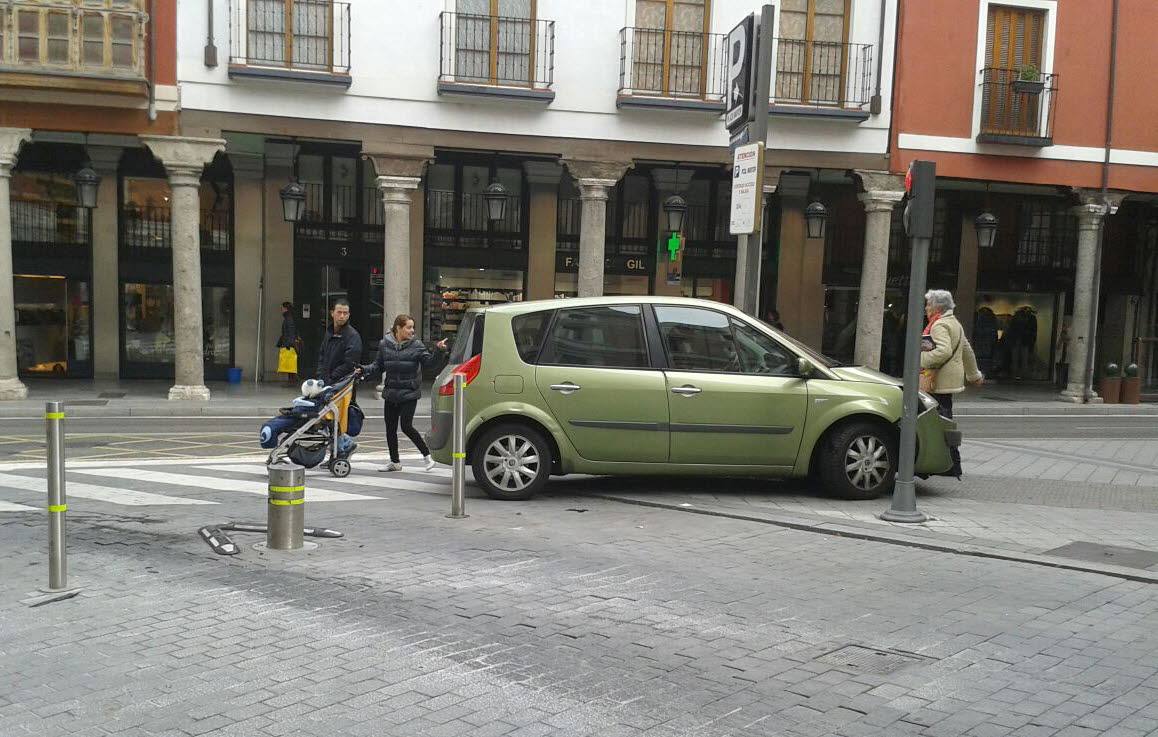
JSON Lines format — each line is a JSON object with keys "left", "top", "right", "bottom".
{"left": 815, "top": 645, "right": 930, "bottom": 675}
{"left": 65, "top": 400, "right": 109, "bottom": 407}
{"left": 1041, "top": 541, "right": 1158, "bottom": 570}
{"left": 97, "top": 392, "right": 126, "bottom": 399}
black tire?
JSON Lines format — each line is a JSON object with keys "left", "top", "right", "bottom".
{"left": 471, "top": 423, "right": 553, "bottom": 501}
{"left": 817, "top": 421, "right": 898, "bottom": 500}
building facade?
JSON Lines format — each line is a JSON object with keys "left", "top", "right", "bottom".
{"left": 889, "top": 0, "right": 1158, "bottom": 399}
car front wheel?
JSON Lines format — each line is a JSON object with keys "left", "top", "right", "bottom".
{"left": 471, "top": 423, "right": 552, "bottom": 501}
{"left": 818, "top": 422, "right": 897, "bottom": 500}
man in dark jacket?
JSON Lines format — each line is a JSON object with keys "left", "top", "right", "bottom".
{"left": 315, "top": 298, "right": 362, "bottom": 450}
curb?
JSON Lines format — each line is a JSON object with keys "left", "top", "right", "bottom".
{"left": 955, "top": 405, "right": 1158, "bottom": 416}
{"left": 589, "top": 494, "right": 1158, "bottom": 584}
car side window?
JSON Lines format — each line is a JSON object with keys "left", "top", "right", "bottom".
{"left": 511, "top": 311, "right": 552, "bottom": 364}
{"left": 538, "top": 305, "right": 649, "bottom": 368}
{"left": 730, "top": 319, "right": 795, "bottom": 376}
{"left": 654, "top": 306, "right": 740, "bottom": 372}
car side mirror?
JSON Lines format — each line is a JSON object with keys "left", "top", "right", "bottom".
{"left": 796, "top": 357, "right": 815, "bottom": 378}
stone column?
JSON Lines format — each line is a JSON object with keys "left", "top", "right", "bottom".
{"left": 564, "top": 160, "right": 632, "bottom": 298}
{"left": 853, "top": 174, "right": 904, "bottom": 369}
{"left": 524, "top": 161, "right": 563, "bottom": 301}
{"left": 224, "top": 140, "right": 265, "bottom": 382}
{"left": 1061, "top": 201, "right": 1109, "bottom": 402}
{"left": 652, "top": 167, "right": 694, "bottom": 297}
{"left": 0, "top": 128, "right": 31, "bottom": 399}
{"left": 87, "top": 144, "right": 124, "bottom": 379}
{"left": 141, "top": 136, "right": 226, "bottom": 401}
{"left": 365, "top": 154, "right": 427, "bottom": 327}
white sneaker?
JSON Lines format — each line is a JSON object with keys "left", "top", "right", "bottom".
{"left": 378, "top": 462, "right": 402, "bottom": 473}
{"left": 423, "top": 456, "right": 437, "bottom": 472}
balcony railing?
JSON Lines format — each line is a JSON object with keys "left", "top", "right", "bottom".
{"left": 11, "top": 200, "right": 90, "bottom": 246}
{"left": 438, "top": 12, "right": 554, "bottom": 96}
{"left": 121, "top": 206, "right": 232, "bottom": 253}
{"left": 977, "top": 67, "right": 1057, "bottom": 146}
{"left": 229, "top": 0, "right": 350, "bottom": 81}
{"left": 618, "top": 26, "right": 727, "bottom": 107}
{"left": 0, "top": 0, "right": 148, "bottom": 86}
{"left": 774, "top": 38, "right": 873, "bottom": 109}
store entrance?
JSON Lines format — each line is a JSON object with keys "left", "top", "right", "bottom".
{"left": 294, "top": 261, "right": 380, "bottom": 376}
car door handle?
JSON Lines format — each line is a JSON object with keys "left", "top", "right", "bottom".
{"left": 670, "top": 385, "right": 702, "bottom": 396}
{"left": 549, "top": 382, "right": 581, "bottom": 395}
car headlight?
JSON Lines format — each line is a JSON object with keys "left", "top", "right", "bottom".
{"left": 919, "top": 391, "right": 939, "bottom": 413}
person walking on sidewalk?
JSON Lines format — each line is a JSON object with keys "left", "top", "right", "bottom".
{"left": 276, "top": 301, "right": 301, "bottom": 386}
{"left": 358, "top": 314, "right": 448, "bottom": 472}
{"left": 920, "top": 289, "right": 983, "bottom": 477}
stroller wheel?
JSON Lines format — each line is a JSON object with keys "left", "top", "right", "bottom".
{"left": 330, "top": 458, "right": 351, "bottom": 478}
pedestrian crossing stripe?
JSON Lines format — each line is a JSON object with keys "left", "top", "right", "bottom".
{"left": 0, "top": 472, "right": 217, "bottom": 507}
{"left": 0, "top": 451, "right": 427, "bottom": 472}
{"left": 205, "top": 464, "right": 457, "bottom": 496}
{"left": 70, "top": 468, "right": 380, "bottom": 502}
{"left": 0, "top": 500, "right": 38, "bottom": 512}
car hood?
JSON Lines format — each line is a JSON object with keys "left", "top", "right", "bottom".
{"left": 831, "top": 365, "right": 903, "bottom": 387}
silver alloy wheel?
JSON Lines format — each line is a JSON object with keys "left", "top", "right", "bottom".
{"left": 483, "top": 434, "right": 541, "bottom": 493}
{"left": 844, "top": 435, "right": 890, "bottom": 491}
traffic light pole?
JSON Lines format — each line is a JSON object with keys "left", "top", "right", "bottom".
{"left": 736, "top": 4, "right": 774, "bottom": 317}
{"left": 882, "top": 161, "right": 935, "bottom": 524}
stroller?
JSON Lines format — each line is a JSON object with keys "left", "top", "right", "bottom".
{"left": 260, "top": 372, "right": 364, "bottom": 478}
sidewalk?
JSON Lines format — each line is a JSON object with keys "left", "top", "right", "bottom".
{"left": 2, "top": 377, "right": 1155, "bottom": 418}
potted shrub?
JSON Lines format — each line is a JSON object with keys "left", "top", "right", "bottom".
{"left": 1012, "top": 65, "right": 1045, "bottom": 95}
{"left": 1100, "top": 362, "right": 1122, "bottom": 404}
{"left": 1121, "top": 363, "right": 1142, "bottom": 405}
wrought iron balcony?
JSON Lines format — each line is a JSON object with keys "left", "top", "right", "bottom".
{"left": 977, "top": 67, "right": 1057, "bottom": 146}
{"left": 229, "top": 0, "right": 351, "bottom": 86}
{"left": 617, "top": 27, "right": 727, "bottom": 111}
{"left": 438, "top": 12, "right": 555, "bottom": 102}
{"left": 120, "top": 206, "right": 232, "bottom": 253}
{"left": 11, "top": 200, "right": 90, "bottom": 247}
{"left": 0, "top": 0, "right": 148, "bottom": 95}
{"left": 773, "top": 38, "right": 873, "bottom": 119}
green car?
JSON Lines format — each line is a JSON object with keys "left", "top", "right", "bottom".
{"left": 427, "top": 297, "right": 960, "bottom": 501}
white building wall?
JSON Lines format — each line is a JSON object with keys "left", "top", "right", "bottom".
{"left": 178, "top": 0, "right": 895, "bottom": 156}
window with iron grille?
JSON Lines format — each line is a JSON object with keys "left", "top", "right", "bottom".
{"left": 1016, "top": 200, "right": 1076, "bottom": 269}
{"left": 238, "top": 0, "right": 349, "bottom": 73}
{"left": 425, "top": 160, "right": 526, "bottom": 252}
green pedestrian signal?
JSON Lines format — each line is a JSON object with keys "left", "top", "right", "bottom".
{"left": 666, "top": 232, "right": 681, "bottom": 261}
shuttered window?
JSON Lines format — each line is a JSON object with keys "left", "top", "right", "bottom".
{"left": 980, "top": 5, "right": 1045, "bottom": 135}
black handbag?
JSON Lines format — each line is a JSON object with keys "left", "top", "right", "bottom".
{"left": 346, "top": 401, "right": 365, "bottom": 437}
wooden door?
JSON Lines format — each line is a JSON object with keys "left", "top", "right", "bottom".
{"left": 633, "top": 0, "right": 709, "bottom": 97}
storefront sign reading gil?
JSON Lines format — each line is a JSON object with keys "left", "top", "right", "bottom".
{"left": 729, "top": 142, "right": 764, "bottom": 235}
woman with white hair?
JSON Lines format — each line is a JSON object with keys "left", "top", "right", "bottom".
{"left": 920, "top": 289, "right": 983, "bottom": 477}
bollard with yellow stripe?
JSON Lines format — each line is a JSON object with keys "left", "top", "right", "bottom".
{"left": 266, "top": 461, "right": 305, "bottom": 550}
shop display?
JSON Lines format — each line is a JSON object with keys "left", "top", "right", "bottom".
{"left": 424, "top": 267, "right": 525, "bottom": 341}
{"left": 973, "top": 292, "right": 1058, "bottom": 382}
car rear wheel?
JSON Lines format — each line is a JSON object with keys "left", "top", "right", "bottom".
{"left": 818, "top": 422, "right": 897, "bottom": 500}
{"left": 471, "top": 423, "right": 552, "bottom": 501}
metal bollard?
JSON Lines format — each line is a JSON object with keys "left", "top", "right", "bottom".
{"left": 45, "top": 401, "right": 68, "bottom": 591}
{"left": 267, "top": 461, "right": 305, "bottom": 550}
{"left": 447, "top": 373, "right": 468, "bottom": 519}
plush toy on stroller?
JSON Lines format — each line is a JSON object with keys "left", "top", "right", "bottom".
{"left": 260, "top": 372, "right": 364, "bottom": 478}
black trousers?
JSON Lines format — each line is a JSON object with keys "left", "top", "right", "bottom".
{"left": 384, "top": 399, "right": 428, "bottom": 462}
{"left": 933, "top": 392, "right": 963, "bottom": 475}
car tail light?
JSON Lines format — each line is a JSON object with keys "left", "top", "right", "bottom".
{"left": 438, "top": 354, "right": 482, "bottom": 396}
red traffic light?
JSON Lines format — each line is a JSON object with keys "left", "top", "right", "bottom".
{"left": 904, "top": 164, "right": 913, "bottom": 194}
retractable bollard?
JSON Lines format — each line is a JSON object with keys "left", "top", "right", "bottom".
{"left": 448, "top": 373, "right": 468, "bottom": 519}
{"left": 45, "top": 401, "right": 69, "bottom": 590}
{"left": 266, "top": 461, "right": 305, "bottom": 550}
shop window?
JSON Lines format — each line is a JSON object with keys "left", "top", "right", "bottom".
{"left": 15, "top": 275, "right": 90, "bottom": 377}
{"left": 424, "top": 267, "right": 524, "bottom": 343}
{"left": 539, "top": 305, "right": 649, "bottom": 368}
{"left": 122, "top": 282, "right": 175, "bottom": 365}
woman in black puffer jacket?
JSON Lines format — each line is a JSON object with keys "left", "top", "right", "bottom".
{"left": 359, "top": 314, "right": 447, "bottom": 472}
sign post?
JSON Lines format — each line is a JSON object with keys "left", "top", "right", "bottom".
{"left": 881, "top": 160, "right": 936, "bottom": 524}
{"left": 728, "top": 6, "right": 774, "bottom": 317}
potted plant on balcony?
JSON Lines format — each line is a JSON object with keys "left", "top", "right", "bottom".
{"left": 1121, "top": 363, "right": 1142, "bottom": 405}
{"left": 1013, "top": 65, "right": 1045, "bottom": 95}
{"left": 1100, "top": 362, "right": 1122, "bottom": 404}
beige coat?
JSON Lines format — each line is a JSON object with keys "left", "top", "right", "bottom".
{"left": 920, "top": 310, "right": 983, "bottom": 394}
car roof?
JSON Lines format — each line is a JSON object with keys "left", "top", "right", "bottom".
{"left": 479, "top": 296, "right": 753, "bottom": 317}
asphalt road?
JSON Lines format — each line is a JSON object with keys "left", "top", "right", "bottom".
{"left": 0, "top": 413, "right": 1155, "bottom": 462}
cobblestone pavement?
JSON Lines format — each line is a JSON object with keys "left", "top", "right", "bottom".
{"left": 3, "top": 451, "right": 1158, "bottom": 737}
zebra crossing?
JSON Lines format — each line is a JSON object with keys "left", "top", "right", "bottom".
{"left": 0, "top": 453, "right": 462, "bottom": 513}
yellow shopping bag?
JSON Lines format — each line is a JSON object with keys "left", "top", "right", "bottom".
{"left": 276, "top": 347, "right": 298, "bottom": 374}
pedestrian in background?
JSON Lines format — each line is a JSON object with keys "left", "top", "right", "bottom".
{"left": 276, "top": 301, "right": 300, "bottom": 386}
{"left": 359, "top": 314, "right": 448, "bottom": 473}
{"left": 920, "top": 289, "right": 983, "bottom": 477}
{"left": 763, "top": 308, "right": 784, "bottom": 332}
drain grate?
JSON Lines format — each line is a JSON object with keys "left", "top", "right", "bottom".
{"left": 1042, "top": 541, "right": 1158, "bottom": 570}
{"left": 98, "top": 392, "right": 126, "bottom": 399}
{"left": 815, "top": 645, "right": 930, "bottom": 675}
